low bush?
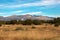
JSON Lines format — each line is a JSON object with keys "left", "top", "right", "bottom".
{"left": 31, "top": 26, "right": 36, "bottom": 29}
{"left": 15, "top": 27, "right": 24, "bottom": 31}
{"left": 54, "top": 24, "right": 59, "bottom": 27}
{"left": 0, "top": 24, "right": 2, "bottom": 27}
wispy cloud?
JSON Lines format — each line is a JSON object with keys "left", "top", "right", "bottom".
{"left": 0, "top": 10, "right": 23, "bottom": 15}
{"left": 0, "top": 11, "right": 43, "bottom": 16}
{"left": 0, "top": 0, "right": 60, "bottom": 8}
{"left": 0, "top": 13, "right": 5, "bottom": 14}
{"left": 21, "top": 12, "right": 43, "bottom": 15}
{"left": 11, "top": 10, "right": 23, "bottom": 13}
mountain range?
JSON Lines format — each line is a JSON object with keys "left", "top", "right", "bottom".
{"left": 0, "top": 14, "right": 54, "bottom": 21}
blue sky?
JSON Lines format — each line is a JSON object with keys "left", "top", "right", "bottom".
{"left": 0, "top": 0, "right": 60, "bottom": 17}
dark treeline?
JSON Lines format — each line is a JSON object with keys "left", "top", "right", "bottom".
{"left": 46, "top": 17, "right": 60, "bottom": 26}
{"left": 0, "top": 17, "right": 60, "bottom": 26}
{"left": 0, "top": 20, "right": 44, "bottom": 25}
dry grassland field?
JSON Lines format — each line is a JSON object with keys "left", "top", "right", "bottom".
{"left": 0, "top": 24, "right": 60, "bottom": 40}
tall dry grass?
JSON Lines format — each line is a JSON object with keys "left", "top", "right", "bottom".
{"left": 0, "top": 24, "right": 60, "bottom": 40}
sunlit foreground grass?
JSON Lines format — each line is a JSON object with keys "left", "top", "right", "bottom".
{"left": 0, "top": 24, "right": 60, "bottom": 40}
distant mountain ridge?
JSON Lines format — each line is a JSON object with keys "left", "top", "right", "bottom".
{"left": 0, "top": 14, "right": 54, "bottom": 21}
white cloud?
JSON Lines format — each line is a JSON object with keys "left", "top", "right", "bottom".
{"left": 0, "top": 12, "right": 6, "bottom": 14}
{"left": 11, "top": 10, "right": 23, "bottom": 15}
{"left": 0, "top": 10, "right": 23, "bottom": 15}
{"left": 21, "top": 12, "right": 43, "bottom": 15}
{"left": 12, "top": 10, "right": 23, "bottom": 13}
{"left": 0, "top": 5, "right": 3, "bottom": 6}
{"left": 0, "top": 11, "right": 43, "bottom": 17}
{"left": 0, "top": 0, "right": 60, "bottom": 9}
{"left": 0, "top": 0, "right": 60, "bottom": 8}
